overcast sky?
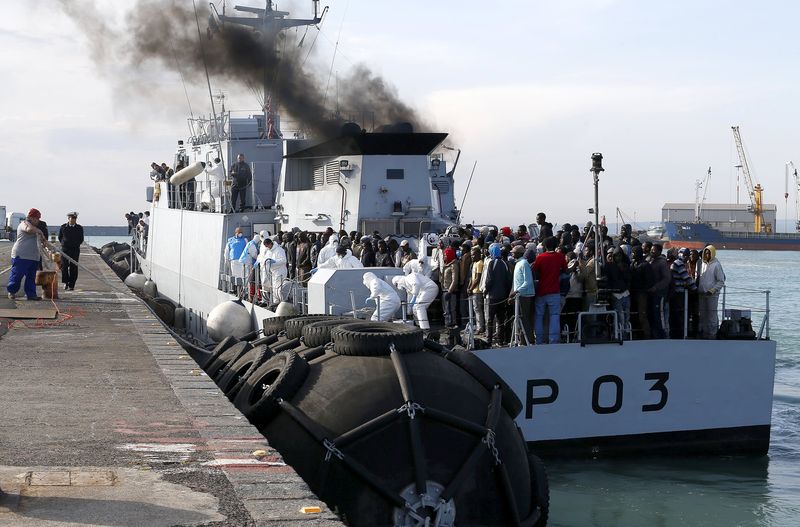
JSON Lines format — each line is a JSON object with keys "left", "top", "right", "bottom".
{"left": 3, "top": 0, "right": 800, "bottom": 231}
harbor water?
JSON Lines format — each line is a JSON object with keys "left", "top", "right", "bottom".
{"left": 548, "top": 250, "right": 800, "bottom": 526}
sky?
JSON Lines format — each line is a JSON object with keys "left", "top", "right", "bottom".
{"left": 2, "top": 0, "right": 800, "bottom": 231}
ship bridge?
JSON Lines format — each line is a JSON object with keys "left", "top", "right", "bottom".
{"left": 275, "top": 127, "right": 455, "bottom": 235}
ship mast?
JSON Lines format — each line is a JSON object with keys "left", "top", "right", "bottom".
{"left": 208, "top": 1, "right": 326, "bottom": 137}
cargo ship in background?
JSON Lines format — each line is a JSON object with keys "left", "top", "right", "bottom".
{"left": 664, "top": 127, "right": 800, "bottom": 250}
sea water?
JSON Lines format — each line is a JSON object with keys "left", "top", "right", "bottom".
{"left": 548, "top": 250, "right": 800, "bottom": 526}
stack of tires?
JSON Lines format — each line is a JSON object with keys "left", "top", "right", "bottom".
{"left": 98, "top": 242, "right": 132, "bottom": 280}
{"left": 200, "top": 315, "right": 549, "bottom": 527}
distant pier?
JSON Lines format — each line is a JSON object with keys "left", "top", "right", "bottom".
{"left": 0, "top": 242, "right": 342, "bottom": 526}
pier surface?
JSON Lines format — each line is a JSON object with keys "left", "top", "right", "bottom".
{"left": 0, "top": 241, "right": 342, "bottom": 526}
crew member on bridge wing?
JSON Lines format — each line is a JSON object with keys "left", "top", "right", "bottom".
{"left": 229, "top": 153, "right": 252, "bottom": 213}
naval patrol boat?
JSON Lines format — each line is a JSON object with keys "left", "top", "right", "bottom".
{"left": 128, "top": 0, "right": 776, "bottom": 462}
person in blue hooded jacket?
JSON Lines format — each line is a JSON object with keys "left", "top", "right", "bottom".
{"left": 226, "top": 227, "right": 248, "bottom": 281}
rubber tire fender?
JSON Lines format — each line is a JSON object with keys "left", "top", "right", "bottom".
{"left": 301, "top": 318, "right": 354, "bottom": 348}
{"left": 150, "top": 297, "right": 176, "bottom": 326}
{"left": 284, "top": 315, "right": 343, "bottom": 340}
{"left": 262, "top": 315, "right": 301, "bottom": 336}
{"left": 217, "top": 346, "right": 275, "bottom": 399}
{"left": 528, "top": 451, "right": 549, "bottom": 527}
{"left": 202, "top": 336, "right": 239, "bottom": 369}
{"left": 445, "top": 349, "right": 524, "bottom": 418}
{"left": 233, "top": 351, "right": 309, "bottom": 424}
{"left": 206, "top": 341, "right": 252, "bottom": 379}
{"left": 330, "top": 321, "right": 424, "bottom": 356}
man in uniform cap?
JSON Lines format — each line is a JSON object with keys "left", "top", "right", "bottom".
{"left": 7, "top": 208, "right": 46, "bottom": 300}
{"left": 58, "top": 211, "right": 84, "bottom": 290}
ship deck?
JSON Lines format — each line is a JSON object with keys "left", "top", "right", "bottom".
{"left": 0, "top": 241, "right": 342, "bottom": 526}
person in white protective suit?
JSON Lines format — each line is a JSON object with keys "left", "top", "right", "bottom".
{"left": 402, "top": 255, "right": 432, "bottom": 277}
{"left": 362, "top": 271, "right": 401, "bottom": 321}
{"left": 317, "top": 233, "right": 339, "bottom": 266}
{"left": 318, "top": 246, "right": 363, "bottom": 269}
{"left": 392, "top": 267, "right": 439, "bottom": 330}
{"left": 204, "top": 157, "right": 227, "bottom": 212}
{"left": 258, "top": 237, "right": 288, "bottom": 303}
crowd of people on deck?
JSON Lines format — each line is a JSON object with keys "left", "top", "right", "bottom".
{"left": 126, "top": 211, "right": 150, "bottom": 248}
{"left": 220, "top": 212, "right": 727, "bottom": 345}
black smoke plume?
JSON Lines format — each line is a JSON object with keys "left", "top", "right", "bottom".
{"left": 57, "top": 0, "right": 426, "bottom": 137}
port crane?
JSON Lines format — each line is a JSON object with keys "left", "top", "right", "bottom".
{"left": 731, "top": 126, "right": 770, "bottom": 233}
{"left": 786, "top": 161, "right": 800, "bottom": 232}
{"left": 694, "top": 166, "right": 711, "bottom": 222}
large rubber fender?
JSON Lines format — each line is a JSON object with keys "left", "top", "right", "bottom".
{"left": 330, "top": 321, "right": 423, "bottom": 356}
{"left": 233, "top": 351, "right": 309, "bottom": 423}
{"left": 169, "top": 161, "right": 204, "bottom": 186}
{"left": 445, "top": 348, "right": 524, "bottom": 418}
{"left": 529, "top": 451, "right": 550, "bottom": 527}
{"left": 262, "top": 350, "right": 537, "bottom": 526}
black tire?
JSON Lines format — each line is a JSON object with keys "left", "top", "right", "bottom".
{"left": 217, "top": 346, "right": 275, "bottom": 399}
{"left": 529, "top": 452, "right": 549, "bottom": 527}
{"left": 330, "top": 322, "right": 423, "bottom": 356}
{"left": 301, "top": 318, "right": 353, "bottom": 348}
{"left": 445, "top": 349, "right": 524, "bottom": 418}
{"left": 151, "top": 297, "right": 176, "bottom": 326}
{"left": 284, "top": 315, "right": 341, "bottom": 340}
{"left": 203, "top": 336, "right": 238, "bottom": 368}
{"left": 206, "top": 341, "right": 252, "bottom": 379}
{"left": 262, "top": 315, "right": 301, "bottom": 336}
{"left": 233, "top": 351, "right": 309, "bottom": 424}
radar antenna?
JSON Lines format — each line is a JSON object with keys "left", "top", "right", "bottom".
{"left": 207, "top": 1, "right": 328, "bottom": 137}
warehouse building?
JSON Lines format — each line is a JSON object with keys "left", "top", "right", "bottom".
{"left": 662, "top": 203, "right": 777, "bottom": 233}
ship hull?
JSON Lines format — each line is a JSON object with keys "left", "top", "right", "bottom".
{"left": 478, "top": 338, "right": 776, "bottom": 458}
{"left": 664, "top": 221, "right": 800, "bottom": 251}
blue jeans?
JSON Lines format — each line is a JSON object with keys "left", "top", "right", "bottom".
{"left": 535, "top": 293, "right": 562, "bottom": 344}
{"left": 7, "top": 257, "right": 39, "bottom": 299}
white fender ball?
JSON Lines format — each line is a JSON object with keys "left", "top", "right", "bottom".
{"left": 274, "top": 301, "right": 297, "bottom": 316}
{"left": 143, "top": 279, "right": 158, "bottom": 298}
{"left": 207, "top": 300, "right": 253, "bottom": 342}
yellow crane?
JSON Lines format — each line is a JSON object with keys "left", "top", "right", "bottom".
{"left": 732, "top": 126, "right": 771, "bottom": 233}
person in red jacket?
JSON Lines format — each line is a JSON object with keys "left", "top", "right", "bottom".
{"left": 533, "top": 236, "right": 567, "bottom": 344}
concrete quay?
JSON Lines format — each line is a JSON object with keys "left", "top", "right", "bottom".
{"left": 0, "top": 241, "right": 343, "bottom": 526}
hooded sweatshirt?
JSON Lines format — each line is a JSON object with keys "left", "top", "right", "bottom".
{"left": 697, "top": 245, "right": 725, "bottom": 294}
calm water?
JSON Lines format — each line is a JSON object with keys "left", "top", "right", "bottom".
{"left": 548, "top": 251, "right": 800, "bottom": 526}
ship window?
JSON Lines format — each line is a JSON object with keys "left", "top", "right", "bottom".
{"left": 387, "top": 169, "right": 404, "bottom": 180}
